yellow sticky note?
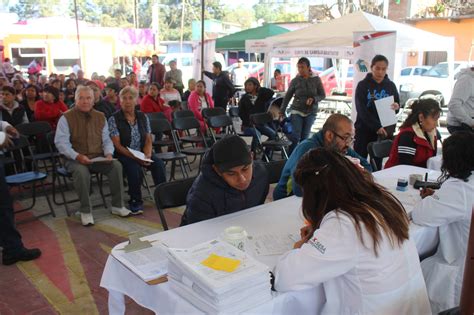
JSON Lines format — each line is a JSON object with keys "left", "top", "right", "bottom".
{"left": 201, "top": 253, "right": 241, "bottom": 273}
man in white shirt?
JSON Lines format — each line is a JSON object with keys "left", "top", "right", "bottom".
{"left": 231, "top": 59, "right": 249, "bottom": 87}
{"left": 0, "top": 121, "right": 42, "bottom": 265}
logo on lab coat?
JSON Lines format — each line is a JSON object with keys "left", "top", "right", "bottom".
{"left": 309, "top": 237, "right": 326, "bottom": 254}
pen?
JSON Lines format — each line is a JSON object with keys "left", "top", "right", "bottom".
{"left": 423, "top": 172, "right": 428, "bottom": 194}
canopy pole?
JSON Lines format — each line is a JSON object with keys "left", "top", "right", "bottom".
{"left": 73, "top": 0, "right": 82, "bottom": 69}
{"left": 200, "top": 0, "right": 205, "bottom": 80}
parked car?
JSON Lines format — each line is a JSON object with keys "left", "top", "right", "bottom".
{"left": 318, "top": 65, "right": 354, "bottom": 96}
{"left": 398, "top": 66, "right": 430, "bottom": 86}
{"left": 399, "top": 61, "right": 473, "bottom": 107}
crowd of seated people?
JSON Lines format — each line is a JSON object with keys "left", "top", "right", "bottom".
{"left": 2, "top": 57, "right": 474, "bottom": 314}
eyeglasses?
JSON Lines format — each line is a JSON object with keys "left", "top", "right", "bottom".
{"left": 332, "top": 131, "right": 354, "bottom": 144}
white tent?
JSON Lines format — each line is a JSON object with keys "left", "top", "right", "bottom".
{"left": 250, "top": 11, "right": 455, "bottom": 89}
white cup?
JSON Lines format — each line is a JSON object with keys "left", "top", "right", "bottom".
{"left": 223, "top": 226, "right": 248, "bottom": 252}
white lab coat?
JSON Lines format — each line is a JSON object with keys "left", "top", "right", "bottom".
{"left": 411, "top": 175, "right": 474, "bottom": 314}
{"left": 274, "top": 210, "right": 431, "bottom": 315}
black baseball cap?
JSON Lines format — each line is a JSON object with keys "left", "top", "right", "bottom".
{"left": 213, "top": 135, "right": 251, "bottom": 172}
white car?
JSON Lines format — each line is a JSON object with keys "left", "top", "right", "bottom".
{"left": 400, "top": 62, "right": 473, "bottom": 107}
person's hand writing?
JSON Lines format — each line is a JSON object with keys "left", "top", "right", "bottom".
{"left": 391, "top": 103, "right": 400, "bottom": 111}
{"left": 420, "top": 188, "right": 435, "bottom": 199}
{"left": 294, "top": 225, "right": 314, "bottom": 249}
{"left": 76, "top": 154, "right": 92, "bottom": 165}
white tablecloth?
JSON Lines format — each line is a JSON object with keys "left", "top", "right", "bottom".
{"left": 100, "top": 165, "right": 439, "bottom": 314}
{"left": 427, "top": 155, "right": 442, "bottom": 171}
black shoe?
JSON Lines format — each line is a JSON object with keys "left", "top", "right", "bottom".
{"left": 2, "top": 248, "right": 42, "bottom": 266}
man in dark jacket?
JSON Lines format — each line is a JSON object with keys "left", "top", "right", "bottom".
{"left": 147, "top": 54, "right": 166, "bottom": 88}
{"left": 181, "top": 135, "right": 269, "bottom": 225}
{"left": 87, "top": 81, "right": 116, "bottom": 119}
{"left": 203, "top": 62, "right": 235, "bottom": 109}
{"left": 238, "top": 77, "right": 276, "bottom": 153}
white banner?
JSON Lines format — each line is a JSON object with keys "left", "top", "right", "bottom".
{"left": 193, "top": 39, "right": 216, "bottom": 96}
{"left": 245, "top": 40, "right": 271, "bottom": 53}
{"left": 271, "top": 47, "right": 354, "bottom": 59}
{"left": 351, "top": 31, "right": 397, "bottom": 122}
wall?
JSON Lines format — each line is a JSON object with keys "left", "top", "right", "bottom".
{"left": 410, "top": 18, "right": 474, "bottom": 61}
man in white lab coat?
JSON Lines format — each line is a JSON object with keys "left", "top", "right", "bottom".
{"left": 411, "top": 131, "right": 474, "bottom": 314}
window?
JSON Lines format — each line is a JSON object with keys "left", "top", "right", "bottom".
{"left": 11, "top": 47, "right": 47, "bottom": 71}
{"left": 414, "top": 68, "right": 427, "bottom": 75}
{"left": 182, "top": 57, "right": 192, "bottom": 67}
{"left": 400, "top": 68, "right": 412, "bottom": 76}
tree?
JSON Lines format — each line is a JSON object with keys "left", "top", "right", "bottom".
{"left": 223, "top": 5, "right": 255, "bottom": 29}
{"left": 9, "top": 0, "right": 61, "bottom": 20}
{"left": 253, "top": 1, "right": 305, "bottom": 23}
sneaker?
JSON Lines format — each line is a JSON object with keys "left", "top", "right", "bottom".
{"left": 2, "top": 248, "right": 42, "bottom": 265}
{"left": 81, "top": 212, "right": 94, "bottom": 226}
{"left": 111, "top": 206, "right": 132, "bottom": 217}
{"left": 129, "top": 201, "right": 144, "bottom": 215}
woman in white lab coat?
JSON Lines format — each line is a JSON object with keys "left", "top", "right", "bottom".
{"left": 273, "top": 148, "right": 431, "bottom": 315}
{"left": 411, "top": 131, "right": 474, "bottom": 314}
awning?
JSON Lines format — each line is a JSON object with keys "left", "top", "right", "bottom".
{"left": 216, "top": 24, "right": 289, "bottom": 51}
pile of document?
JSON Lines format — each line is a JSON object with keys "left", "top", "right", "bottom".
{"left": 167, "top": 239, "right": 272, "bottom": 314}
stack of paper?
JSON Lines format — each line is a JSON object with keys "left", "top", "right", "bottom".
{"left": 167, "top": 239, "right": 272, "bottom": 314}
{"left": 111, "top": 244, "right": 168, "bottom": 283}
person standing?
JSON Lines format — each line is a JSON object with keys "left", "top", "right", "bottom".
{"left": 164, "top": 60, "right": 184, "bottom": 96}
{"left": 280, "top": 57, "right": 326, "bottom": 154}
{"left": 354, "top": 55, "right": 400, "bottom": 166}
{"left": 230, "top": 58, "right": 249, "bottom": 88}
{"left": 147, "top": 54, "right": 166, "bottom": 88}
{"left": 0, "top": 122, "right": 41, "bottom": 265}
{"left": 447, "top": 66, "right": 474, "bottom": 133}
{"left": 203, "top": 61, "right": 235, "bottom": 110}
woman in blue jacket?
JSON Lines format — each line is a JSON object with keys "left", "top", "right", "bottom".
{"left": 354, "top": 55, "right": 400, "bottom": 170}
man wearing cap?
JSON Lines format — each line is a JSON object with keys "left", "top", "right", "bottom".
{"left": 181, "top": 135, "right": 269, "bottom": 225}
{"left": 231, "top": 58, "right": 249, "bottom": 88}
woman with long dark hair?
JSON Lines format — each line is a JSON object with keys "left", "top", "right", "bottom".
{"left": 411, "top": 131, "right": 474, "bottom": 314}
{"left": 20, "top": 84, "right": 41, "bottom": 122}
{"left": 273, "top": 148, "right": 430, "bottom": 314}
{"left": 385, "top": 98, "right": 441, "bottom": 168}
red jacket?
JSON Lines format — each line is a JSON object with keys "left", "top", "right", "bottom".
{"left": 140, "top": 94, "right": 171, "bottom": 121}
{"left": 34, "top": 100, "right": 68, "bottom": 130}
{"left": 385, "top": 125, "right": 437, "bottom": 169}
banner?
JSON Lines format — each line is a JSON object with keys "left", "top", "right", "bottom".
{"left": 271, "top": 47, "right": 354, "bottom": 59}
{"left": 351, "top": 31, "right": 397, "bottom": 122}
{"left": 192, "top": 39, "right": 216, "bottom": 95}
{"left": 245, "top": 40, "right": 271, "bottom": 53}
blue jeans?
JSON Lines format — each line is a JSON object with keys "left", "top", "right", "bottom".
{"left": 243, "top": 124, "right": 277, "bottom": 153}
{"left": 118, "top": 154, "right": 166, "bottom": 203}
{"left": 288, "top": 113, "right": 316, "bottom": 154}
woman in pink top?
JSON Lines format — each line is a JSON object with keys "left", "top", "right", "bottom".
{"left": 188, "top": 80, "right": 214, "bottom": 133}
